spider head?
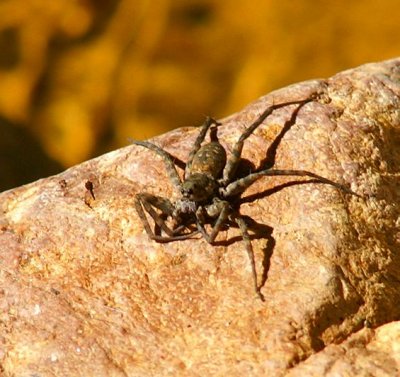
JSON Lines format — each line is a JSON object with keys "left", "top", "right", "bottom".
{"left": 181, "top": 173, "right": 218, "bottom": 202}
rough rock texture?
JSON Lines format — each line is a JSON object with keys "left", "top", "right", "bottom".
{"left": 1, "top": 58, "right": 399, "bottom": 376}
{"left": 286, "top": 322, "right": 400, "bottom": 377}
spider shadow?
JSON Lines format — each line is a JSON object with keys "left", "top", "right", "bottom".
{"left": 239, "top": 178, "right": 325, "bottom": 204}
{"left": 211, "top": 213, "right": 275, "bottom": 292}
{"left": 259, "top": 99, "right": 309, "bottom": 170}
{"left": 168, "top": 153, "right": 186, "bottom": 171}
{"left": 220, "top": 179, "right": 329, "bottom": 293}
{"left": 224, "top": 101, "right": 314, "bottom": 290}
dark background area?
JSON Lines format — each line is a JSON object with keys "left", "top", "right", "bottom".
{"left": 0, "top": 0, "right": 399, "bottom": 191}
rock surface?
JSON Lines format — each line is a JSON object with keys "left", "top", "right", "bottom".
{"left": 287, "top": 322, "right": 400, "bottom": 377}
{"left": 1, "top": 58, "right": 399, "bottom": 376}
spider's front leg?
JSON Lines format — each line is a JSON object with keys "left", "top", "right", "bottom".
{"left": 195, "top": 199, "right": 230, "bottom": 243}
{"left": 135, "top": 193, "right": 197, "bottom": 242}
{"left": 234, "top": 214, "right": 264, "bottom": 301}
{"left": 131, "top": 140, "right": 182, "bottom": 191}
{"left": 197, "top": 200, "right": 264, "bottom": 300}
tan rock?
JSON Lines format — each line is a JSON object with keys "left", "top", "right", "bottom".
{"left": 287, "top": 322, "right": 400, "bottom": 376}
{"left": 1, "top": 58, "right": 399, "bottom": 376}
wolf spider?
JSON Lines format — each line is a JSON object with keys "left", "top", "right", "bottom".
{"left": 132, "top": 95, "right": 358, "bottom": 300}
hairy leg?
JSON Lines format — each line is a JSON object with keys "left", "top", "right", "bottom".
{"left": 195, "top": 200, "right": 230, "bottom": 243}
{"left": 197, "top": 201, "right": 265, "bottom": 300}
{"left": 222, "top": 169, "right": 359, "bottom": 198}
{"left": 185, "top": 117, "right": 220, "bottom": 179}
{"left": 135, "top": 193, "right": 198, "bottom": 242}
{"left": 221, "top": 97, "right": 315, "bottom": 186}
{"left": 235, "top": 215, "right": 265, "bottom": 301}
{"left": 131, "top": 140, "right": 182, "bottom": 191}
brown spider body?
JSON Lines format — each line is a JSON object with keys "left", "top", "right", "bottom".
{"left": 181, "top": 142, "right": 226, "bottom": 202}
{"left": 132, "top": 95, "right": 358, "bottom": 300}
{"left": 189, "top": 141, "right": 227, "bottom": 178}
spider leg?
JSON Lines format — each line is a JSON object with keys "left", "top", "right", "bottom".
{"left": 185, "top": 117, "right": 220, "bottom": 179}
{"left": 221, "top": 169, "right": 360, "bottom": 198}
{"left": 234, "top": 215, "right": 265, "bottom": 301}
{"left": 197, "top": 200, "right": 265, "bottom": 300}
{"left": 131, "top": 140, "right": 182, "bottom": 191}
{"left": 135, "top": 193, "right": 198, "bottom": 242}
{"left": 196, "top": 200, "right": 230, "bottom": 243}
{"left": 135, "top": 193, "right": 175, "bottom": 236}
{"left": 221, "top": 97, "right": 315, "bottom": 186}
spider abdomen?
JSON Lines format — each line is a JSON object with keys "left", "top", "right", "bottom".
{"left": 190, "top": 142, "right": 227, "bottom": 179}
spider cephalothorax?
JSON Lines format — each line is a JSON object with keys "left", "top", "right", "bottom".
{"left": 132, "top": 95, "right": 358, "bottom": 300}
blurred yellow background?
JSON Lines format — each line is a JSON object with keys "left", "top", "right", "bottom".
{"left": 0, "top": 0, "right": 399, "bottom": 189}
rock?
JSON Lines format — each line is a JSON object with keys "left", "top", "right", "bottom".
{"left": 0, "top": 58, "right": 399, "bottom": 376}
{"left": 286, "top": 322, "right": 400, "bottom": 376}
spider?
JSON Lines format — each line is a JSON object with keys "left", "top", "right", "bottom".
{"left": 132, "top": 95, "right": 358, "bottom": 300}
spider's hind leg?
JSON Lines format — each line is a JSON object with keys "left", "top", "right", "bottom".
{"left": 185, "top": 117, "right": 220, "bottom": 179}
{"left": 221, "top": 97, "right": 315, "bottom": 186}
